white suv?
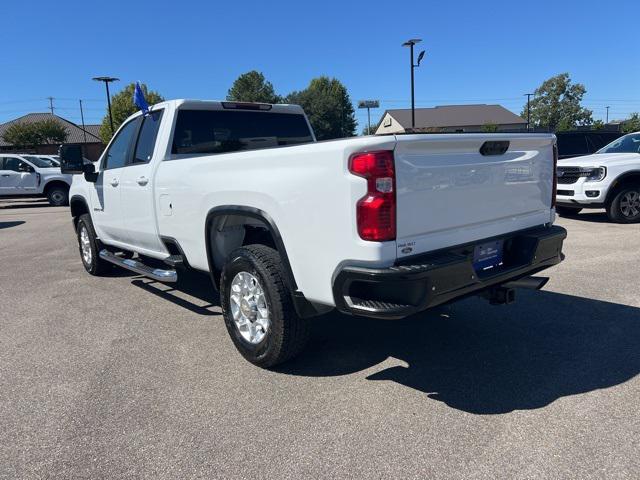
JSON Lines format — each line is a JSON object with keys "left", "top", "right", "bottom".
{"left": 556, "top": 131, "right": 640, "bottom": 222}
{"left": 0, "top": 154, "right": 72, "bottom": 206}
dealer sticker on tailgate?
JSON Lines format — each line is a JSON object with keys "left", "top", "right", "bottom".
{"left": 473, "top": 240, "right": 504, "bottom": 272}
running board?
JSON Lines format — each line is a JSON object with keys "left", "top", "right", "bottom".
{"left": 99, "top": 249, "right": 178, "bottom": 282}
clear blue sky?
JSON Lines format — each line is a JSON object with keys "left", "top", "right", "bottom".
{"left": 1, "top": 0, "right": 638, "bottom": 129}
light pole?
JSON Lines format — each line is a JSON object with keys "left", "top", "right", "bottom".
{"left": 606, "top": 106, "right": 610, "bottom": 124}
{"left": 524, "top": 93, "right": 534, "bottom": 132}
{"left": 79, "top": 99, "right": 87, "bottom": 144}
{"left": 92, "top": 76, "right": 119, "bottom": 135}
{"left": 402, "top": 39, "right": 425, "bottom": 130}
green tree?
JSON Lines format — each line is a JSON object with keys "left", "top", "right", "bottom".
{"left": 37, "top": 119, "right": 69, "bottom": 144}
{"left": 99, "top": 83, "right": 164, "bottom": 143}
{"left": 2, "top": 123, "right": 42, "bottom": 147}
{"left": 362, "top": 124, "right": 377, "bottom": 135}
{"left": 622, "top": 113, "right": 640, "bottom": 133}
{"left": 286, "top": 76, "right": 356, "bottom": 140}
{"left": 522, "top": 73, "right": 592, "bottom": 131}
{"left": 592, "top": 120, "right": 605, "bottom": 130}
{"left": 227, "top": 70, "right": 281, "bottom": 103}
{"left": 481, "top": 122, "right": 499, "bottom": 133}
{"left": 1, "top": 120, "right": 68, "bottom": 147}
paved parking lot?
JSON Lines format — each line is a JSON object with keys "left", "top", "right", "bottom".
{"left": 1, "top": 198, "right": 639, "bottom": 479}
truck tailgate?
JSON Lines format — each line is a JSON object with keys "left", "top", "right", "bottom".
{"left": 394, "top": 134, "right": 555, "bottom": 258}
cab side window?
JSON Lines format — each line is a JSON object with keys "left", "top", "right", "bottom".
{"left": 4, "top": 157, "right": 32, "bottom": 172}
{"left": 102, "top": 119, "right": 140, "bottom": 170}
{"left": 133, "top": 110, "right": 164, "bottom": 164}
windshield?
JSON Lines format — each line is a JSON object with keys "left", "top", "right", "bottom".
{"left": 23, "top": 155, "right": 56, "bottom": 167}
{"left": 597, "top": 133, "right": 640, "bottom": 154}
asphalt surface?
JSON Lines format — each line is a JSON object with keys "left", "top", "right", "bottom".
{"left": 1, "top": 197, "right": 639, "bottom": 479}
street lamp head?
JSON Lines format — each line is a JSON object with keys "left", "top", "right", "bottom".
{"left": 92, "top": 76, "right": 119, "bottom": 83}
{"left": 402, "top": 38, "right": 422, "bottom": 47}
{"left": 416, "top": 50, "right": 426, "bottom": 66}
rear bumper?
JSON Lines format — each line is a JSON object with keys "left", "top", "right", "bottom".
{"left": 333, "top": 225, "right": 567, "bottom": 319}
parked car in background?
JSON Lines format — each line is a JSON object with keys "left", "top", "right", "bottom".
{"left": 555, "top": 131, "right": 623, "bottom": 160}
{"left": 60, "top": 99, "right": 566, "bottom": 368}
{"left": 556, "top": 132, "right": 640, "bottom": 222}
{"left": 0, "top": 154, "right": 72, "bottom": 206}
{"left": 36, "top": 155, "right": 61, "bottom": 166}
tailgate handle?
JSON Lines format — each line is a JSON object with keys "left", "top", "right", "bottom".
{"left": 480, "top": 141, "right": 509, "bottom": 156}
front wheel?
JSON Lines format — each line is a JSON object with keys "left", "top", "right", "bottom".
{"left": 607, "top": 186, "right": 640, "bottom": 223}
{"left": 76, "top": 214, "right": 109, "bottom": 275}
{"left": 220, "top": 244, "right": 310, "bottom": 368}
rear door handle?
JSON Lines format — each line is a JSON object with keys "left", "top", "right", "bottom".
{"left": 110, "top": 178, "right": 119, "bottom": 187}
{"left": 136, "top": 176, "right": 149, "bottom": 186}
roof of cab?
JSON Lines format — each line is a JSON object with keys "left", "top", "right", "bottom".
{"left": 148, "top": 99, "right": 305, "bottom": 115}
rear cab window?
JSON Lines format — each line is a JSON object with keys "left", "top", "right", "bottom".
{"left": 171, "top": 109, "right": 314, "bottom": 155}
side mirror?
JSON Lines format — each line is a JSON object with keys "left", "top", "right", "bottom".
{"left": 18, "top": 163, "right": 34, "bottom": 173}
{"left": 59, "top": 144, "right": 84, "bottom": 174}
{"left": 83, "top": 163, "right": 98, "bottom": 183}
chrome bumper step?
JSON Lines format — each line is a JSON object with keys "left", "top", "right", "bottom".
{"left": 99, "top": 249, "right": 178, "bottom": 282}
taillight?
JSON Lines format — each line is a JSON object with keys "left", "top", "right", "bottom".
{"left": 349, "top": 150, "right": 396, "bottom": 241}
{"left": 552, "top": 143, "right": 558, "bottom": 208}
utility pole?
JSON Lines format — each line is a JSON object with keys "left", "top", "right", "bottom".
{"left": 79, "top": 99, "right": 88, "bottom": 143}
{"left": 606, "top": 106, "right": 610, "bottom": 124}
{"left": 92, "top": 76, "right": 119, "bottom": 135}
{"left": 524, "top": 93, "right": 534, "bottom": 132}
{"left": 47, "top": 97, "right": 54, "bottom": 114}
{"left": 402, "top": 39, "right": 425, "bottom": 130}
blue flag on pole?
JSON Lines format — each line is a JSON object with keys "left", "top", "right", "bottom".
{"left": 133, "top": 82, "right": 149, "bottom": 114}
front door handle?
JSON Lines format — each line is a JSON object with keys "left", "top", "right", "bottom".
{"left": 1, "top": 174, "right": 10, "bottom": 177}
{"left": 110, "top": 178, "right": 119, "bottom": 187}
{"left": 136, "top": 176, "right": 149, "bottom": 186}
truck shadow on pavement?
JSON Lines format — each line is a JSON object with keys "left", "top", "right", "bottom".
{"left": 126, "top": 269, "right": 640, "bottom": 415}
{"left": 278, "top": 290, "right": 640, "bottom": 415}
{"left": 564, "top": 211, "right": 611, "bottom": 223}
{"left": 0, "top": 221, "right": 25, "bottom": 229}
{"left": 130, "top": 270, "right": 219, "bottom": 316}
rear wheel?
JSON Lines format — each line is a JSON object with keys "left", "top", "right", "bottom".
{"left": 607, "top": 186, "right": 640, "bottom": 223}
{"left": 220, "top": 244, "right": 310, "bottom": 368}
{"left": 77, "top": 214, "right": 109, "bottom": 275}
{"left": 556, "top": 206, "right": 582, "bottom": 217}
{"left": 46, "top": 185, "right": 69, "bottom": 206}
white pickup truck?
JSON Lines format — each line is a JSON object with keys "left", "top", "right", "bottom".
{"left": 556, "top": 131, "right": 640, "bottom": 222}
{"left": 60, "top": 99, "right": 566, "bottom": 367}
{"left": 0, "top": 154, "right": 72, "bottom": 206}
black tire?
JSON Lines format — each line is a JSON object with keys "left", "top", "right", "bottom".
{"left": 46, "top": 184, "right": 69, "bottom": 206}
{"left": 220, "top": 244, "right": 310, "bottom": 368}
{"left": 556, "top": 206, "right": 582, "bottom": 217}
{"left": 607, "top": 185, "right": 640, "bottom": 223}
{"left": 76, "top": 213, "right": 110, "bottom": 275}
